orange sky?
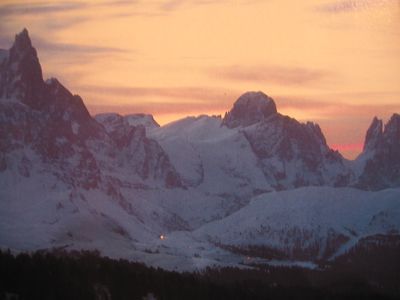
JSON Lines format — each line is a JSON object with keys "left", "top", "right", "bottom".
{"left": 1, "top": 0, "right": 399, "bottom": 159}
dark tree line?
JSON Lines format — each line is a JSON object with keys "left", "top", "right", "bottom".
{"left": 0, "top": 245, "right": 398, "bottom": 300}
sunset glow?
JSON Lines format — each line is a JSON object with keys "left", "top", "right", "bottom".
{"left": 1, "top": 0, "right": 399, "bottom": 159}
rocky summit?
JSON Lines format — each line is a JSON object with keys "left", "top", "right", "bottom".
{"left": 222, "top": 91, "right": 277, "bottom": 128}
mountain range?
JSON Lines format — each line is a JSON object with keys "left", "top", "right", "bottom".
{"left": 0, "top": 29, "right": 399, "bottom": 271}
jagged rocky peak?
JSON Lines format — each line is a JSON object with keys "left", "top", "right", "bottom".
{"left": 222, "top": 91, "right": 277, "bottom": 128}
{"left": 45, "top": 78, "right": 94, "bottom": 126}
{"left": 95, "top": 112, "right": 182, "bottom": 188}
{"left": 356, "top": 113, "right": 400, "bottom": 190}
{"left": 384, "top": 113, "right": 400, "bottom": 140}
{"left": 13, "top": 28, "right": 33, "bottom": 52}
{"left": 363, "top": 117, "right": 383, "bottom": 152}
{"left": 95, "top": 113, "right": 160, "bottom": 132}
{"left": 95, "top": 112, "right": 146, "bottom": 147}
{"left": 124, "top": 113, "right": 160, "bottom": 130}
{"left": 306, "top": 121, "right": 327, "bottom": 144}
{"left": 363, "top": 114, "right": 400, "bottom": 152}
{"left": 0, "top": 29, "right": 93, "bottom": 123}
{"left": 0, "top": 28, "right": 45, "bottom": 108}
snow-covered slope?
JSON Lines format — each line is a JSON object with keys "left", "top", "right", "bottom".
{"left": 194, "top": 187, "right": 400, "bottom": 261}
{"left": 150, "top": 115, "right": 270, "bottom": 200}
{"left": 2, "top": 174, "right": 398, "bottom": 270}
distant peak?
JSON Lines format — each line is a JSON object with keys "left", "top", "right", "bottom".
{"left": 124, "top": 113, "right": 160, "bottom": 129}
{"left": 20, "top": 28, "right": 29, "bottom": 37}
{"left": 371, "top": 116, "right": 383, "bottom": 129}
{"left": 363, "top": 116, "right": 383, "bottom": 152}
{"left": 236, "top": 91, "right": 273, "bottom": 105}
{"left": 222, "top": 91, "right": 277, "bottom": 128}
{"left": 384, "top": 113, "right": 400, "bottom": 137}
{"left": 388, "top": 113, "right": 400, "bottom": 124}
{"left": 0, "top": 28, "right": 44, "bottom": 107}
{"left": 13, "top": 28, "right": 32, "bottom": 52}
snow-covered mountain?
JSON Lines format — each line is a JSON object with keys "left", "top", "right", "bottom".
{"left": 150, "top": 115, "right": 270, "bottom": 204}
{"left": 0, "top": 29, "right": 181, "bottom": 190}
{"left": 0, "top": 29, "right": 399, "bottom": 271}
{"left": 224, "top": 91, "right": 352, "bottom": 189}
{"left": 148, "top": 91, "right": 352, "bottom": 201}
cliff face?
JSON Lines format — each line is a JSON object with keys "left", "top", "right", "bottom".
{"left": 356, "top": 114, "right": 400, "bottom": 190}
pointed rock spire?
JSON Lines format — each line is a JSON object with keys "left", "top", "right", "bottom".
{"left": 357, "top": 113, "right": 400, "bottom": 190}
{"left": 0, "top": 28, "right": 44, "bottom": 108}
{"left": 384, "top": 113, "right": 400, "bottom": 142}
{"left": 13, "top": 28, "right": 33, "bottom": 52}
{"left": 363, "top": 117, "right": 383, "bottom": 152}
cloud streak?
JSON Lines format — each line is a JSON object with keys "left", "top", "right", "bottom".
{"left": 0, "top": 33, "right": 130, "bottom": 70}
{"left": 0, "top": 2, "right": 86, "bottom": 17}
{"left": 278, "top": 95, "right": 400, "bottom": 119}
{"left": 76, "top": 85, "right": 249, "bottom": 120}
{"left": 211, "top": 65, "right": 330, "bottom": 86}
{"left": 160, "top": 0, "right": 227, "bottom": 11}
{"left": 158, "top": 0, "right": 262, "bottom": 12}
{"left": 78, "top": 85, "right": 233, "bottom": 105}
{"left": 77, "top": 84, "right": 400, "bottom": 113}
{"left": 76, "top": 85, "right": 400, "bottom": 121}
{"left": 0, "top": 0, "right": 140, "bottom": 20}
{"left": 0, "top": 33, "right": 128, "bottom": 61}
{"left": 316, "top": 0, "right": 398, "bottom": 13}
{"left": 33, "top": 36, "right": 128, "bottom": 55}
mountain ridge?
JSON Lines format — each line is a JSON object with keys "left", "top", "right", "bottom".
{"left": 1, "top": 29, "right": 399, "bottom": 271}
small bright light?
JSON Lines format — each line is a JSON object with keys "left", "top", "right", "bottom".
{"left": 160, "top": 235, "right": 165, "bottom": 240}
